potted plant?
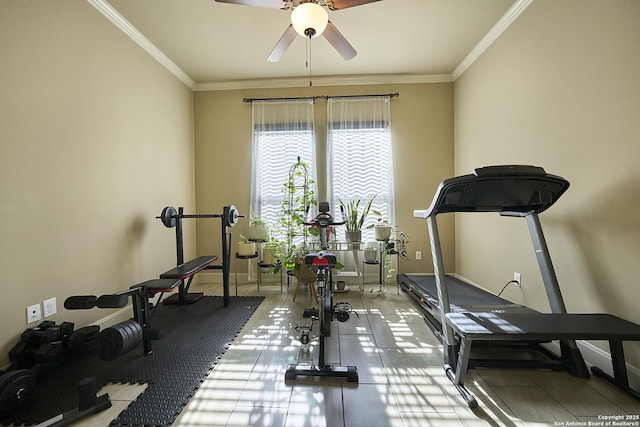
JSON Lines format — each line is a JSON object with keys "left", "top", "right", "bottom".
{"left": 248, "top": 217, "right": 270, "bottom": 242}
{"left": 379, "top": 227, "right": 410, "bottom": 283}
{"left": 271, "top": 159, "right": 317, "bottom": 275}
{"left": 261, "top": 238, "right": 282, "bottom": 266}
{"left": 238, "top": 234, "right": 257, "bottom": 256}
{"left": 339, "top": 195, "right": 375, "bottom": 248}
{"left": 374, "top": 222, "right": 392, "bottom": 241}
{"left": 368, "top": 210, "right": 392, "bottom": 241}
{"left": 364, "top": 245, "right": 378, "bottom": 263}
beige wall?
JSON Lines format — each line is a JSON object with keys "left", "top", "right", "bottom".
{"left": 454, "top": 0, "right": 640, "bottom": 368}
{"left": 194, "top": 83, "right": 455, "bottom": 276}
{"left": 0, "top": 1, "right": 196, "bottom": 365}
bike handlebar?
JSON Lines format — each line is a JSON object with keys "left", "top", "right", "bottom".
{"left": 302, "top": 205, "right": 346, "bottom": 228}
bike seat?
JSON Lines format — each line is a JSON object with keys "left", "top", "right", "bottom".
{"left": 305, "top": 252, "right": 338, "bottom": 268}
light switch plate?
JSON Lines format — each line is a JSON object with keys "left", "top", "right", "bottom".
{"left": 27, "top": 304, "right": 42, "bottom": 324}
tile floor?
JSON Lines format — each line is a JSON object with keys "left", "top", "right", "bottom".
{"left": 76, "top": 279, "right": 639, "bottom": 426}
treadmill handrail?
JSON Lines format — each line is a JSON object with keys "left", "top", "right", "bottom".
{"left": 421, "top": 165, "right": 570, "bottom": 217}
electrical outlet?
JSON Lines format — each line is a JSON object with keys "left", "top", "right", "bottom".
{"left": 416, "top": 251, "right": 422, "bottom": 260}
{"left": 513, "top": 272, "right": 521, "bottom": 286}
{"left": 27, "top": 304, "right": 42, "bottom": 324}
{"left": 43, "top": 297, "right": 57, "bottom": 317}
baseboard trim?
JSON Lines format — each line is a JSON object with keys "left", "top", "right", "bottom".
{"left": 577, "top": 340, "right": 640, "bottom": 389}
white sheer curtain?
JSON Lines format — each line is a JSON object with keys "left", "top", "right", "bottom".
{"left": 327, "top": 96, "right": 394, "bottom": 243}
{"left": 250, "top": 99, "right": 317, "bottom": 238}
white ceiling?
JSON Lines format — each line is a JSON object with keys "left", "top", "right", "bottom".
{"left": 101, "top": 0, "right": 523, "bottom": 89}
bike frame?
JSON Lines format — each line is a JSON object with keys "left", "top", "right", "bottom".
{"left": 284, "top": 203, "right": 358, "bottom": 383}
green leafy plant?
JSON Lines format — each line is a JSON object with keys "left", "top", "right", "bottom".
{"left": 263, "top": 238, "right": 283, "bottom": 263}
{"left": 259, "top": 237, "right": 282, "bottom": 267}
{"left": 249, "top": 217, "right": 267, "bottom": 226}
{"left": 366, "top": 208, "right": 392, "bottom": 229}
{"left": 263, "top": 238, "right": 282, "bottom": 250}
{"left": 339, "top": 195, "right": 376, "bottom": 231}
{"left": 271, "top": 160, "right": 317, "bottom": 272}
{"left": 248, "top": 216, "right": 270, "bottom": 241}
{"left": 380, "top": 227, "right": 410, "bottom": 282}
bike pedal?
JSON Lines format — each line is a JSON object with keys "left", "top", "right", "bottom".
{"left": 303, "top": 308, "right": 318, "bottom": 318}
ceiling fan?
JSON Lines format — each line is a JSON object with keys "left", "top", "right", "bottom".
{"left": 214, "top": 0, "right": 382, "bottom": 62}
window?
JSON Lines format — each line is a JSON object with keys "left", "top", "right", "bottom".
{"left": 250, "top": 100, "right": 317, "bottom": 237}
{"left": 250, "top": 96, "right": 394, "bottom": 245}
{"left": 327, "top": 96, "right": 394, "bottom": 243}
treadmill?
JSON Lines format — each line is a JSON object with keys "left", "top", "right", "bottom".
{"left": 400, "top": 165, "right": 640, "bottom": 407}
{"left": 399, "top": 165, "right": 589, "bottom": 374}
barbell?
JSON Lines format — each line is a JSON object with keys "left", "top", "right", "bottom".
{"left": 157, "top": 205, "right": 242, "bottom": 228}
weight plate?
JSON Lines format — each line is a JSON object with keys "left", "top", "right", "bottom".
{"left": 0, "top": 370, "right": 36, "bottom": 416}
{"left": 97, "top": 320, "right": 142, "bottom": 361}
{"left": 160, "top": 206, "right": 177, "bottom": 228}
{"left": 224, "top": 205, "right": 239, "bottom": 227}
{"left": 121, "top": 320, "right": 139, "bottom": 343}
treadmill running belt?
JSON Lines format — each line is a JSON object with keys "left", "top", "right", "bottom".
{"left": 399, "top": 274, "right": 528, "bottom": 311}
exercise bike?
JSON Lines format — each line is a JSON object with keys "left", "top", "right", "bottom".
{"left": 285, "top": 202, "right": 358, "bottom": 383}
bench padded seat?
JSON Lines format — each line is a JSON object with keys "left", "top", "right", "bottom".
{"left": 160, "top": 256, "right": 218, "bottom": 279}
{"left": 131, "top": 279, "right": 182, "bottom": 293}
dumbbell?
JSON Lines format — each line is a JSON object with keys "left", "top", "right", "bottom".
{"left": 20, "top": 321, "right": 74, "bottom": 345}
{"left": 67, "top": 325, "right": 101, "bottom": 356}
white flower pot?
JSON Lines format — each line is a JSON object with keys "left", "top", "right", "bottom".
{"left": 364, "top": 248, "right": 378, "bottom": 263}
{"left": 238, "top": 242, "right": 256, "bottom": 256}
{"left": 249, "top": 224, "right": 269, "bottom": 241}
{"left": 374, "top": 225, "right": 392, "bottom": 241}
{"left": 262, "top": 247, "right": 276, "bottom": 265}
{"left": 345, "top": 230, "right": 361, "bottom": 249}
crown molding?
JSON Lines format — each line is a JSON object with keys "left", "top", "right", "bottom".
{"left": 87, "top": 0, "right": 196, "bottom": 90}
{"left": 452, "top": 0, "right": 534, "bottom": 80}
{"left": 194, "top": 73, "right": 453, "bottom": 92}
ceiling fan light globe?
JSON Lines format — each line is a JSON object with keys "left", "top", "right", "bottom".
{"left": 291, "top": 2, "right": 328, "bottom": 38}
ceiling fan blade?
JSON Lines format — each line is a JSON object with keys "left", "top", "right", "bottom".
{"left": 267, "top": 24, "right": 297, "bottom": 62}
{"left": 214, "top": 0, "right": 288, "bottom": 10}
{"left": 327, "top": 0, "right": 382, "bottom": 10}
{"left": 322, "top": 21, "right": 357, "bottom": 61}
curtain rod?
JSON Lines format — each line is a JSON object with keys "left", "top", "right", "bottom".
{"left": 242, "top": 93, "right": 399, "bottom": 103}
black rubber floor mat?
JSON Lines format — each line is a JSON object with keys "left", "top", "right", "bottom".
{"left": 0, "top": 296, "right": 264, "bottom": 426}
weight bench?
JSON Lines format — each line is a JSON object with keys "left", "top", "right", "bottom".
{"left": 158, "top": 205, "right": 239, "bottom": 307}
{"left": 156, "top": 255, "right": 218, "bottom": 305}
{"left": 445, "top": 312, "right": 640, "bottom": 407}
